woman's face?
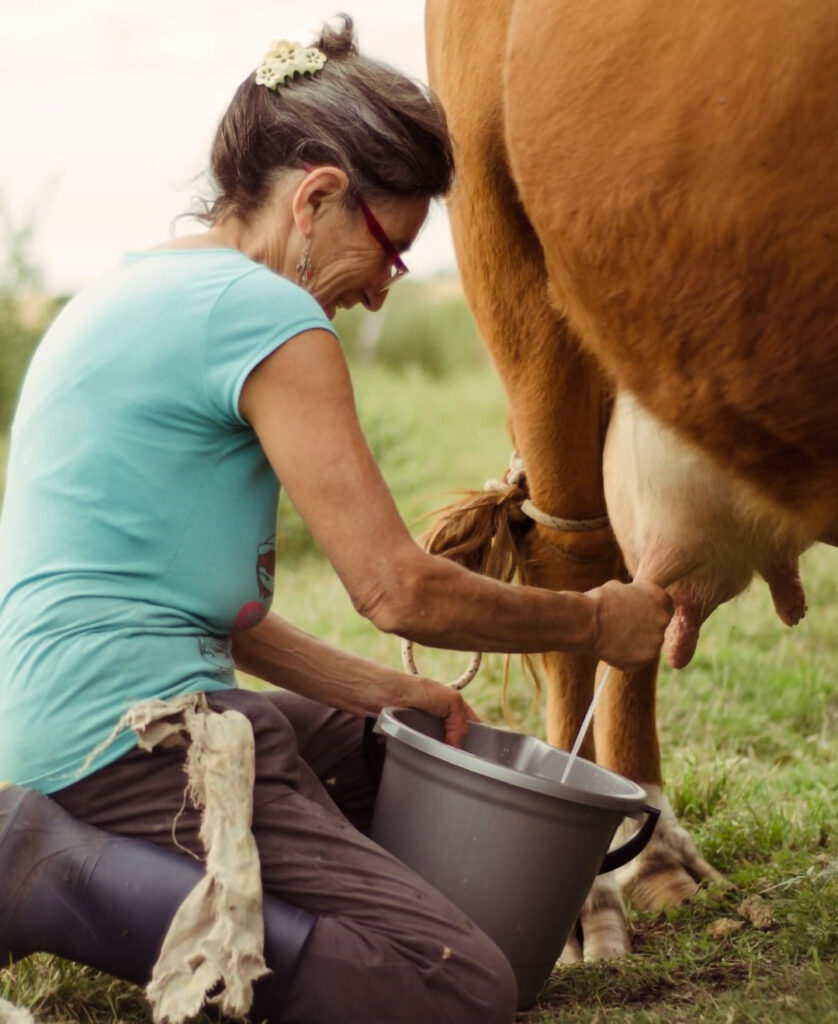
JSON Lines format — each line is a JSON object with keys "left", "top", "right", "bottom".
{"left": 306, "top": 194, "right": 430, "bottom": 318}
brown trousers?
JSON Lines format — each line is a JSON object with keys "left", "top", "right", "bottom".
{"left": 53, "top": 687, "right": 517, "bottom": 1024}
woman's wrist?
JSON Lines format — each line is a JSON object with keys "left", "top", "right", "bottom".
{"left": 546, "top": 589, "right": 600, "bottom": 656}
{"left": 579, "top": 591, "right": 602, "bottom": 658}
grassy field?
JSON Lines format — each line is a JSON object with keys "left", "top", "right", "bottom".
{"left": 2, "top": 360, "right": 837, "bottom": 1022}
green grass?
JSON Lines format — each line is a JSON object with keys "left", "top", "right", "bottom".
{"left": 2, "top": 360, "right": 837, "bottom": 1022}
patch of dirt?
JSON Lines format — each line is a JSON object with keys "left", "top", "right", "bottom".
{"left": 534, "top": 959, "right": 753, "bottom": 1013}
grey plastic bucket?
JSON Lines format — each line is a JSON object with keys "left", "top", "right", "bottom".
{"left": 371, "top": 707, "right": 659, "bottom": 1010}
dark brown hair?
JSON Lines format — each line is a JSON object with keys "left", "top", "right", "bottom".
{"left": 201, "top": 15, "right": 455, "bottom": 224}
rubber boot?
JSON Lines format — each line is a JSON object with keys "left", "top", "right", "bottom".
{"left": 0, "top": 785, "right": 317, "bottom": 1022}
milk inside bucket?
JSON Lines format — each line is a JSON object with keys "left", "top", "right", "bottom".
{"left": 371, "top": 707, "right": 660, "bottom": 1010}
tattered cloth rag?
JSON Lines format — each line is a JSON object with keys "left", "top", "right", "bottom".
{"left": 83, "top": 692, "right": 269, "bottom": 1023}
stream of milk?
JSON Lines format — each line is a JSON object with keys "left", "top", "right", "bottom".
{"left": 560, "top": 665, "right": 613, "bottom": 785}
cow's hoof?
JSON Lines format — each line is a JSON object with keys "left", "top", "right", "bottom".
{"left": 559, "top": 872, "right": 630, "bottom": 962}
{"left": 558, "top": 788, "right": 722, "bottom": 963}
{"left": 559, "top": 921, "right": 583, "bottom": 963}
{"left": 615, "top": 785, "right": 726, "bottom": 912}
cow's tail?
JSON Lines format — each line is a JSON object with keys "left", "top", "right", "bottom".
{"left": 418, "top": 487, "right": 542, "bottom": 719}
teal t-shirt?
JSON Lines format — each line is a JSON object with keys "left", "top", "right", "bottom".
{"left": 0, "top": 248, "right": 335, "bottom": 793}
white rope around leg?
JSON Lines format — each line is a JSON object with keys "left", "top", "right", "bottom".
{"left": 519, "top": 498, "right": 610, "bottom": 532}
{"left": 401, "top": 637, "right": 482, "bottom": 691}
{"left": 486, "top": 450, "right": 610, "bottom": 532}
{"left": 402, "top": 451, "right": 610, "bottom": 692}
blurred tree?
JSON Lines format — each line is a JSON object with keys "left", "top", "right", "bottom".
{"left": 0, "top": 193, "right": 45, "bottom": 296}
{"left": 0, "top": 191, "right": 61, "bottom": 431}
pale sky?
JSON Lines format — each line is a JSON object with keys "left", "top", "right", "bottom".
{"left": 0, "top": 0, "right": 458, "bottom": 295}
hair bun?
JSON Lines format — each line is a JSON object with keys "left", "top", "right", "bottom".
{"left": 314, "top": 13, "right": 357, "bottom": 59}
{"left": 200, "top": 10, "right": 453, "bottom": 225}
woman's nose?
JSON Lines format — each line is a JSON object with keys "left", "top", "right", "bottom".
{"left": 362, "top": 285, "right": 388, "bottom": 313}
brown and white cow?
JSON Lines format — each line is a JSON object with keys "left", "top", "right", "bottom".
{"left": 425, "top": 0, "right": 838, "bottom": 956}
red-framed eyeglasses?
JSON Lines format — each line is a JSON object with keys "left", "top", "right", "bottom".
{"left": 347, "top": 185, "right": 409, "bottom": 289}
{"left": 303, "top": 164, "right": 409, "bottom": 289}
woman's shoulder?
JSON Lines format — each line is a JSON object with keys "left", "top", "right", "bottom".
{"left": 122, "top": 245, "right": 322, "bottom": 317}
{"left": 201, "top": 253, "right": 332, "bottom": 334}
{"left": 120, "top": 243, "right": 254, "bottom": 288}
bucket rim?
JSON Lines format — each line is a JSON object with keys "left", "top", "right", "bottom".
{"left": 376, "top": 707, "right": 648, "bottom": 814}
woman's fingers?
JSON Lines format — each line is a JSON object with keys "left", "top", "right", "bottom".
{"left": 442, "top": 693, "right": 482, "bottom": 747}
{"left": 408, "top": 678, "right": 480, "bottom": 747}
{"left": 587, "top": 579, "right": 674, "bottom": 671}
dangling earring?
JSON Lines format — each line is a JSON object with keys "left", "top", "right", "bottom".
{"left": 296, "top": 238, "right": 313, "bottom": 284}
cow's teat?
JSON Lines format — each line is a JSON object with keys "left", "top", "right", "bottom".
{"left": 603, "top": 390, "right": 814, "bottom": 668}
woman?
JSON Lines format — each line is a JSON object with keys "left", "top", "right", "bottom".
{"left": 0, "top": 19, "right": 672, "bottom": 1024}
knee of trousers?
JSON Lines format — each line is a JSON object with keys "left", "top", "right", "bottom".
{"left": 444, "top": 927, "right": 518, "bottom": 1024}
{"left": 385, "top": 921, "right": 519, "bottom": 1024}
{"left": 283, "top": 915, "right": 518, "bottom": 1024}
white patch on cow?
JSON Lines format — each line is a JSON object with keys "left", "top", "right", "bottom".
{"left": 603, "top": 390, "right": 814, "bottom": 608}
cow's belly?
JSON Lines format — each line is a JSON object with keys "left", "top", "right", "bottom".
{"left": 604, "top": 391, "right": 813, "bottom": 667}
{"left": 504, "top": 0, "right": 838, "bottom": 529}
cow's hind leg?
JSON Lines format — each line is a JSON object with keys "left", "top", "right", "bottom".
{"left": 497, "top": 0, "right": 726, "bottom": 936}
{"left": 427, "top": 0, "right": 650, "bottom": 955}
{"left": 594, "top": 673, "right": 725, "bottom": 914}
{"left": 486, "top": 229, "right": 725, "bottom": 956}
{"left": 492, "top": 358, "right": 646, "bottom": 959}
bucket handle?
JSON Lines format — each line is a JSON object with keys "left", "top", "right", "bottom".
{"left": 598, "top": 803, "right": 660, "bottom": 875}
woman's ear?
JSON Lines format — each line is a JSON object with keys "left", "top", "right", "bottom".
{"left": 292, "top": 166, "right": 349, "bottom": 234}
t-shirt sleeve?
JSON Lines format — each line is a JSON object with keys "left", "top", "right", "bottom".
{"left": 203, "top": 266, "right": 336, "bottom": 426}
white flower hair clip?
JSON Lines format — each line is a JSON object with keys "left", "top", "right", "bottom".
{"left": 255, "top": 39, "right": 328, "bottom": 90}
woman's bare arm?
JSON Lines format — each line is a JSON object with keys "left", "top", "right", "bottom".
{"left": 239, "top": 330, "right": 671, "bottom": 671}
{"left": 231, "top": 611, "right": 478, "bottom": 745}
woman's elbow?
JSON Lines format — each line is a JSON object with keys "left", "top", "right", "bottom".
{"left": 351, "top": 558, "right": 431, "bottom": 637}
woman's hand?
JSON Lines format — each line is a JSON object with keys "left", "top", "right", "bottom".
{"left": 586, "top": 580, "right": 674, "bottom": 672}
{"left": 401, "top": 676, "right": 481, "bottom": 747}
